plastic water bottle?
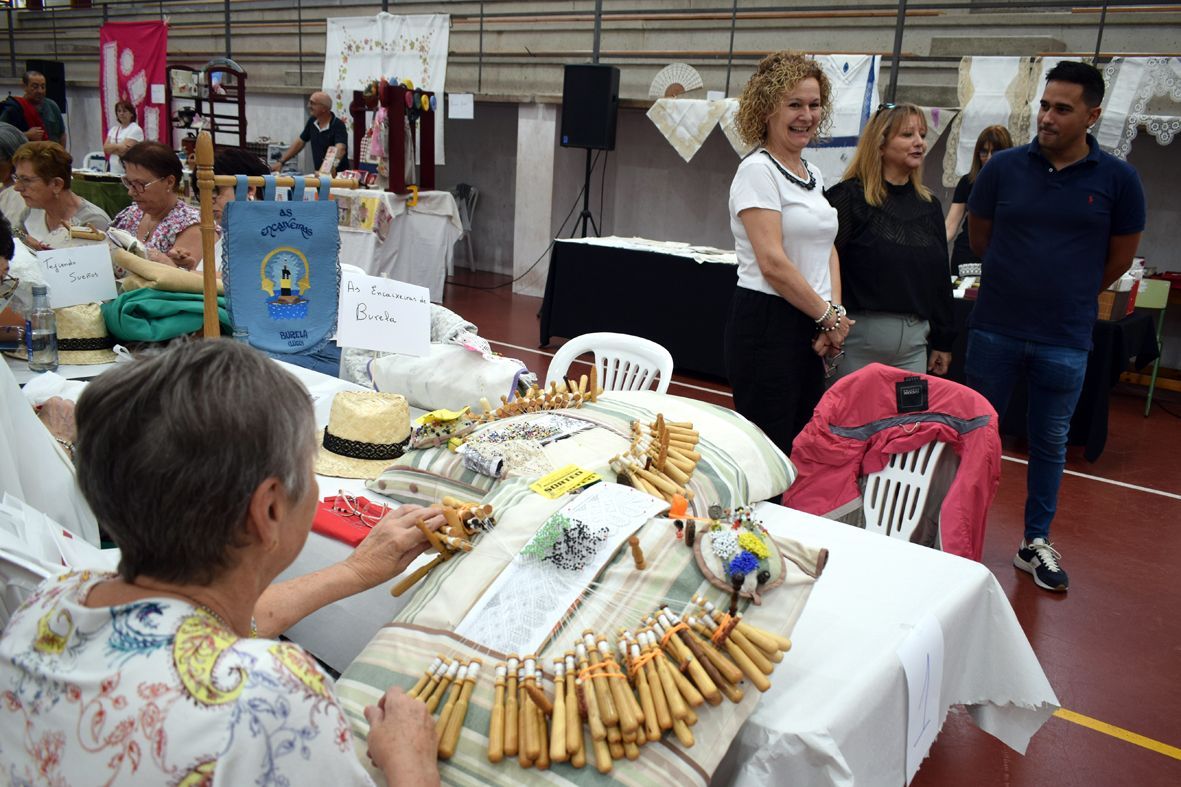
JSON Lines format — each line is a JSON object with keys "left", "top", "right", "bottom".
{"left": 26, "top": 284, "right": 58, "bottom": 373}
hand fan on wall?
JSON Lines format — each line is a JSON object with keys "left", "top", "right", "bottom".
{"left": 649, "top": 62, "right": 704, "bottom": 99}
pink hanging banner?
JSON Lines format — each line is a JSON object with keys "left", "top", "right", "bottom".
{"left": 99, "top": 21, "right": 169, "bottom": 145}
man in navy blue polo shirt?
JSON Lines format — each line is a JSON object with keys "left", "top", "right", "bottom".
{"left": 271, "top": 91, "right": 349, "bottom": 174}
{"left": 966, "top": 61, "right": 1146, "bottom": 592}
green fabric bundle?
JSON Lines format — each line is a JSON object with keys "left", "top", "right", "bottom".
{"left": 101, "top": 289, "right": 232, "bottom": 342}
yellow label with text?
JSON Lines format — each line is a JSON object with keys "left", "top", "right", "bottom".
{"left": 530, "top": 465, "right": 601, "bottom": 499}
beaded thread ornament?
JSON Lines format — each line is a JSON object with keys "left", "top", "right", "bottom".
{"left": 692, "top": 506, "right": 786, "bottom": 605}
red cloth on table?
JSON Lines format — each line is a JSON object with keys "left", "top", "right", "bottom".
{"left": 312, "top": 495, "right": 388, "bottom": 547}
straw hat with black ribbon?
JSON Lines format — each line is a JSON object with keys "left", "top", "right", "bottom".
{"left": 56, "top": 302, "right": 118, "bottom": 365}
{"left": 315, "top": 390, "right": 412, "bottom": 479}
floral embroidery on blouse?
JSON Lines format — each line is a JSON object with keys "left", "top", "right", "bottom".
{"left": 0, "top": 571, "right": 374, "bottom": 786}
{"left": 111, "top": 200, "right": 202, "bottom": 254}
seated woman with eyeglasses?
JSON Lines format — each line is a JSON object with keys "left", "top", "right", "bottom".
{"left": 11, "top": 141, "right": 110, "bottom": 249}
{"left": 825, "top": 103, "right": 955, "bottom": 381}
{"left": 110, "top": 141, "right": 203, "bottom": 269}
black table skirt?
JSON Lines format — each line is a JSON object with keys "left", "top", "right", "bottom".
{"left": 539, "top": 240, "right": 737, "bottom": 379}
{"left": 949, "top": 298, "right": 1158, "bottom": 462}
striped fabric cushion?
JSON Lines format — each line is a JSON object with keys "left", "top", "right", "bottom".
{"left": 368, "top": 390, "right": 797, "bottom": 508}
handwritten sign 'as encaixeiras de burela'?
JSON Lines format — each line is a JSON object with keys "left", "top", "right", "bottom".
{"left": 335, "top": 270, "right": 430, "bottom": 356}
{"left": 35, "top": 244, "right": 118, "bottom": 308}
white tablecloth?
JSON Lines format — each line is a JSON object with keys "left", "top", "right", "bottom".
{"left": 275, "top": 365, "right": 1058, "bottom": 786}
{"left": 713, "top": 502, "right": 1058, "bottom": 786}
{"left": 332, "top": 189, "right": 462, "bottom": 303}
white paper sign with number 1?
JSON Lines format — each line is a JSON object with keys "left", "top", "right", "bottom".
{"left": 35, "top": 245, "right": 118, "bottom": 308}
{"left": 897, "top": 613, "right": 945, "bottom": 784}
{"left": 335, "top": 270, "right": 430, "bottom": 356}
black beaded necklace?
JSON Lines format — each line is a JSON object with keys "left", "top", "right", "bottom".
{"left": 761, "top": 149, "right": 816, "bottom": 191}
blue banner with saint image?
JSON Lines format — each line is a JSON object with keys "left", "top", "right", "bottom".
{"left": 221, "top": 175, "right": 340, "bottom": 356}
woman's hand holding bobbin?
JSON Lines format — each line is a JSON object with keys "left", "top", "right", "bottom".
{"left": 344, "top": 504, "right": 447, "bottom": 590}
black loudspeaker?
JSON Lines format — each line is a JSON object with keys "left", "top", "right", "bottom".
{"left": 560, "top": 64, "right": 619, "bottom": 151}
{"left": 25, "top": 60, "right": 66, "bottom": 113}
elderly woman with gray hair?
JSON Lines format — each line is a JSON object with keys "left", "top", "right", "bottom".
{"left": 0, "top": 341, "right": 443, "bottom": 786}
{"left": 0, "top": 121, "right": 27, "bottom": 225}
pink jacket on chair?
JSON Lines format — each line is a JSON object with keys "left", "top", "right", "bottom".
{"left": 781, "top": 363, "right": 1001, "bottom": 561}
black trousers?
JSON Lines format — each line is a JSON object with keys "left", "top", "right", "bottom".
{"left": 724, "top": 287, "right": 824, "bottom": 457}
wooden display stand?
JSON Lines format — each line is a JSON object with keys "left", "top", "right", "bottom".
{"left": 349, "top": 82, "right": 436, "bottom": 195}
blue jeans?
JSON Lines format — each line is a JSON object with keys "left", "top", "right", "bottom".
{"left": 965, "top": 329, "right": 1088, "bottom": 542}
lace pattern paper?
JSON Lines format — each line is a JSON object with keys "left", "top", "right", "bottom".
{"left": 453, "top": 483, "right": 668, "bottom": 654}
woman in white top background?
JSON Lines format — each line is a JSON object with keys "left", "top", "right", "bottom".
{"left": 102, "top": 99, "right": 144, "bottom": 175}
{"left": 725, "top": 51, "right": 853, "bottom": 456}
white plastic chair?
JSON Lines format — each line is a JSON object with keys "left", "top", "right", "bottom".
{"left": 862, "top": 441, "right": 947, "bottom": 545}
{"left": 545, "top": 332, "right": 674, "bottom": 394}
{"left": 0, "top": 547, "right": 56, "bottom": 627}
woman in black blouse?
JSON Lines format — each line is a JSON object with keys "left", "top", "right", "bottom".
{"left": 825, "top": 103, "right": 954, "bottom": 380}
{"left": 944, "top": 125, "right": 1013, "bottom": 276}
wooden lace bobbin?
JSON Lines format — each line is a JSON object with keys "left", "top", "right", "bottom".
{"left": 440, "top": 661, "right": 481, "bottom": 759}
{"left": 522, "top": 657, "right": 542, "bottom": 761}
{"left": 632, "top": 466, "right": 692, "bottom": 501}
{"left": 415, "top": 658, "right": 449, "bottom": 703}
{"left": 616, "top": 636, "right": 649, "bottom": 742}
{"left": 696, "top": 617, "right": 771, "bottom": 692}
{"left": 409, "top": 655, "right": 443, "bottom": 699}
{"left": 577, "top": 677, "right": 614, "bottom": 774}
{"left": 581, "top": 634, "right": 620, "bottom": 728}
{"left": 680, "top": 616, "right": 746, "bottom": 697}
{"left": 564, "top": 654, "right": 583, "bottom": 758}
{"left": 487, "top": 663, "right": 507, "bottom": 763}
{"left": 435, "top": 662, "right": 467, "bottom": 737}
{"left": 634, "top": 637, "right": 672, "bottom": 733}
{"left": 549, "top": 661, "right": 569, "bottom": 763}
{"left": 391, "top": 552, "right": 447, "bottom": 596}
{"left": 709, "top": 616, "right": 776, "bottom": 674}
{"left": 625, "top": 639, "right": 662, "bottom": 743}
{"left": 652, "top": 455, "right": 692, "bottom": 488}
{"left": 664, "top": 606, "right": 746, "bottom": 687}
{"left": 655, "top": 612, "right": 723, "bottom": 705}
{"left": 424, "top": 659, "right": 460, "bottom": 713}
{"left": 606, "top": 727, "right": 625, "bottom": 760}
{"left": 595, "top": 637, "right": 640, "bottom": 739}
{"left": 534, "top": 669, "right": 552, "bottom": 770}
{"left": 642, "top": 622, "right": 705, "bottom": 710}
{"left": 623, "top": 736, "right": 641, "bottom": 760}
{"left": 504, "top": 656, "right": 520, "bottom": 757}
{"left": 641, "top": 630, "right": 689, "bottom": 723}
{"left": 517, "top": 672, "right": 533, "bottom": 769}
{"left": 578, "top": 374, "right": 588, "bottom": 397}
{"left": 575, "top": 646, "right": 607, "bottom": 742}
{"left": 694, "top": 595, "right": 789, "bottom": 656}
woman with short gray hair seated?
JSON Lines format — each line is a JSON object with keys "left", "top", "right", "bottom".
{"left": 0, "top": 340, "right": 442, "bottom": 786}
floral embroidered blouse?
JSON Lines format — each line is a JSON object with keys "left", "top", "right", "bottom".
{"left": 0, "top": 571, "right": 376, "bottom": 786}
{"left": 111, "top": 199, "right": 202, "bottom": 254}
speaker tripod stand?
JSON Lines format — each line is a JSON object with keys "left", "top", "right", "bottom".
{"left": 575, "top": 147, "right": 599, "bottom": 238}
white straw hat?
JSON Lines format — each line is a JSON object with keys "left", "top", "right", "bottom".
{"left": 55, "top": 303, "right": 117, "bottom": 365}
{"left": 315, "top": 391, "right": 411, "bottom": 479}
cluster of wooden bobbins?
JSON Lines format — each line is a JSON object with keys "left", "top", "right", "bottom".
{"left": 417, "top": 595, "right": 792, "bottom": 773}
{"left": 610, "top": 414, "right": 701, "bottom": 504}
{"left": 408, "top": 656, "right": 482, "bottom": 760}
{"left": 391, "top": 497, "right": 496, "bottom": 597}
{"left": 477, "top": 366, "right": 604, "bottom": 423}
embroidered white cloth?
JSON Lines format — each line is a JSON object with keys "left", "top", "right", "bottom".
{"left": 646, "top": 98, "right": 729, "bottom": 162}
{"left": 807, "top": 55, "right": 880, "bottom": 187}
{"left": 942, "top": 56, "right": 1035, "bottom": 186}
{"left": 719, "top": 97, "right": 756, "bottom": 157}
{"left": 322, "top": 13, "right": 449, "bottom": 165}
{"left": 1098, "top": 57, "right": 1181, "bottom": 159}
